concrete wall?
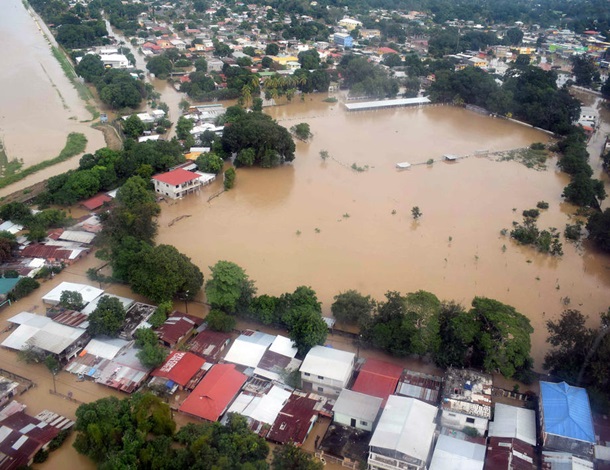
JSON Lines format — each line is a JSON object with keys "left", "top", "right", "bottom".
{"left": 440, "top": 410, "right": 488, "bottom": 436}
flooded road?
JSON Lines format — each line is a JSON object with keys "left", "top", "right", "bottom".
{"left": 0, "top": 0, "right": 105, "bottom": 178}
{"left": 157, "top": 98, "right": 610, "bottom": 369}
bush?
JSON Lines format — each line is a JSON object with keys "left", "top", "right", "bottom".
{"left": 530, "top": 142, "right": 545, "bottom": 150}
{"left": 536, "top": 201, "right": 549, "bottom": 209}
{"left": 224, "top": 167, "right": 236, "bottom": 190}
{"left": 205, "top": 309, "right": 236, "bottom": 332}
{"left": 522, "top": 209, "right": 540, "bottom": 219}
{"left": 48, "top": 430, "right": 71, "bottom": 451}
{"left": 564, "top": 222, "right": 583, "bottom": 241}
{"left": 10, "top": 277, "right": 40, "bottom": 300}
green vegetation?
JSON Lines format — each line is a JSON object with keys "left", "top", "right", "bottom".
{"left": 411, "top": 206, "right": 422, "bottom": 219}
{"left": 544, "top": 308, "right": 610, "bottom": 412}
{"left": 0, "top": 133, "right": 87, "bottom": 190}
{"left": 224, "top": 167, "right": 236, "bottom": 190}
{"left": 587, "top": 209, "right": 610, "bottom": 252}
{"left": 135, "top": 328, "right": 167, "bottom": 368}
{"left": 205, "top": 261, "right": 256, "bottom": 315}
{"left": 59, "top": 290, "right": 84, "bottom": 310}
{"left": 331, "top": 290, "right": 374, "bottom": 326}
{"left": 496, "top": 147, "right": 547, "bottom": 170}
{"left": 205, "top": 309, "right": 237, "bottom": 332}
{"left": 50, "top": 46, "right": 97, "bottom": 117}
{"left": 87, "top": 296, "right": 126, "bottom": 337}
{"left": 290, "top": 123, "right": 313, "bottom": 141}
{"left": 9, "top": 277, "right": 40, "bottom": 301}
{"left": 510, "top": 214, "right": 563, "bottom": 256}
{"left": 339, "top": 55, "right": 398, "bottom": 98}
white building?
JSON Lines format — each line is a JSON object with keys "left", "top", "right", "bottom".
{"left": 151, "top": 168, "right": 203, "bottom": 199}
{"left": 223, "top": 330, "right": 275, "bottom": 369}
{"left": 440, "top": 368, "right": 492, "bottom": 436}
{"left": 42, "top": 282, "right": 104, "bottom": 306}
{"left": 333, "top": 388, "right": 381, "bottom": 432}
{"left": 100, "top": 53, "right": 130, "bottom": 69}
{"left": 368, "top": 395, "right": 438, "bottom": 470}
{"left": 299, "top": 346, "right": 355, "bottom": 396}
{"left": 489, "top": 403, "right": 537, "bottom": 446}
{"left": 429, "top": 434, "right": 486, "bottom": 470}
{"left": 339, "top": 17, "right": 363, "bottom": 31}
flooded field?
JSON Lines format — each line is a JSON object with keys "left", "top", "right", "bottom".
{"left": 0, "top": 0, "right": 105, "bottom": 187}
{"left": 157, "top": 98, "right": 610, "bottom": 369}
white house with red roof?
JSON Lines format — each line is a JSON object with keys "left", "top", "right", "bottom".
{"left": 152, "top": 168, "right": 205, "bottom": 199}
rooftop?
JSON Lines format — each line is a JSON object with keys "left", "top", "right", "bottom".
{"left": 429, "top": 433, "right": 486, "bottom": 470}
{"left": 540, "top": 381, "right": 595, "bottom": 444}
{"left": 187, "top": 329, "right": 231, "bottom": 361}
{"left": 333, "top": 389, "right": 382, "bottom": 423}
{"left": 369, "top": 395, "right": 438, "bottom": 462}
{"left": 152, "top": 168, "right": 201, "bottom": 186}
{"left": 396, "top": 370, "right": 443, "bottom": 404}
{"left": 179, "top": 364, "right": 247, "bottom": 422}
{"left": 267, "top": 393, "right": 318, "bottom": 445}
{"left": 151, "top": 351, "right": 205, "bottom": 387}
{"left": 441, "top": 368, "right": 492, "bottom": 419}
{"left": 156, "top": 311, "right": 203, "bottom": 347}
{"left": 351, "top": 358, "right": 403, "bottom": 405}
{"left": 41, "top": 282, "right": 103, "bottom": 305}
{"left": 300, "top": 346, "right": 355, "bottom": 384}
{"left": 489, "top": 403, "right": 537, "bottom": 446}
{"left": 344, "top": 97, "right": 431, "bottom": 111}
{"left": 223, "top": 330, "right": 275, "bottom": 368}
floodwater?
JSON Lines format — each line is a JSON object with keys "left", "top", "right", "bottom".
{"left": 0, "top": 0, "right": 105, "bottom": 195}
{"left": 157, "top": 96, "right": 610, "bottom": 370}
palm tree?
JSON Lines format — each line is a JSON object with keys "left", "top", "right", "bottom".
{"left": 241, "top": 85, "right": 252, "bottom": 108}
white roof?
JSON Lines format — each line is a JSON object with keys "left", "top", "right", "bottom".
{"left": 1, "top": 313, "right": 85, "bottom": 354}
{"left": 42, "top": 282, "right": 104, "bottom": 305}
{"left": 489, "top": 403, "right": 536, "bottom": 446}
{"left": 429, "top": 434, "right": 486, "bottom": 470}
{"left": 300, "top": 346, "right": 355, "bottom": 384}
{"left": 0, "top": 221, "right": 23, "bottom": 234}
{"left": 82, "top": 337, "right": 130, "bottom": 360}
{"left": 81, "top": 294, "right": 135, "bottom": 315}
{"left": 344, "top": 97, "right": 430, "bottom": 111}
{"left": 370, "top": 395, "right": 437, "bottom": 462}
{"left": 194, "top": 172, "right": 216, "bottom": 184}
{"left": 58, "top": 230, "right": 96, "bottom": 244}
{"left": 223, "top": 331, "right": 275, "bottom": 368}
{"left": 596, "top": 445, "right": 610, "bottom": 462}
{"left": 250, "top": 386, "right": 292, "bottom": 424}
{"left": 138, "top": 135, "right": 161, "bottom": 143}
{"left": 334, "top": 389, "right": 382, "bottom": 423}
{"left": 268, "top": 335, "right": 298, "bottom": 358}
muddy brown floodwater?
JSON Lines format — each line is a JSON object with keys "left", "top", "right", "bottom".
{"left": 0, "top": 0, "right": 105, "bottom": 198}
{"left": 157, "top": 96, "right": 610, "bottom": 370}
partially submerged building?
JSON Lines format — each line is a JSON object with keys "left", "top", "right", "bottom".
{"left": 440, "top": 368, "right": 492, "bottom": 436}
{"left": 152, "top": 168, "right": 204, "bottom": 199}
{"left": 368, "top": 395, "right": 438, "bottom": 470}
{"left": 179, "top": 364, "right": 247, "bottom": 422}
{"left": 41, "top": 282, "right": 103, "bottom": 307}
{"left": 332, "top": 388, "right": 382, "bottom": 432}
{"left": 539, "top": 381, "right": 595, "bottom": 457}
{"left": 300, "top": 346, "right": 355, "bottom": 396}
{"left": 156, "top": 311, "right": 203, "bottom": 348}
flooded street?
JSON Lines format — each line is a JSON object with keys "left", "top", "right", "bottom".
{"left": 0, "top": 0, "right": 105, "bottom": 180}
{"left": 157, "top": 98, "right": 610, "bottom": 370}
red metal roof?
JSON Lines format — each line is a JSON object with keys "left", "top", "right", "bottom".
{"left": 21, "top": 244, "right": 85, "bottom": 261}
{"left": 485, "top": 437, "right": 536, "bottom": 470}
{"left": 81, "top": 194, "right": 113, "bottom": 211}
{"left": 188, "top": 329, "right": 231, "bottom": 361}
{"left": 156, "top": 312, "right": 203, "bottom": 347}
{"left": 179, "top": 364, "right": 246, "bottom": 421}
{"left": 352, "top": 359, "right": 403, "bottom": 405}
{"left": 151, "top": 351, "right": 205, "bottom": 387}
{"left": 267, "top": 394, "right": 318, "bottom": 445}
{"left": 152, "top": 168, "right": 200, "bottom": 186}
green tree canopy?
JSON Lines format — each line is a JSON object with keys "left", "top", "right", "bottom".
{"left": 289, "top": 306, "right": 328, "bottom": 356}
{"left": 87, "top": 295, "right": 126, "bottom": 337}
{"left": 587, "top": 208, "right": 610, "bottom": 252}
{"left": 469, "top": 297, "right": 533, "bottom": 378}
{"left": 128, "top": 244, "right": 204, "bottom": 303}
{"left": 75, "top": 54, "right": 105, "bottom": 83}
{"left": 273, "top": 442, "right": 323, "bottom": 469}
{"left": 122, "top": 115, "right": 145, "bottom": 140}
{"left": 204, "top": 260, "right": 256, "bottom": 314}
{"left": 195, "top": 152, "right": 224, "bottom": 174}
{"left": 331, "top": 290, "right": 374, "bottom": 325}
{"left": 59, "top": 290, "right": 85, "bottom": 311}
{"left": 205, "top": 309, "right": 237, "bottom": 332}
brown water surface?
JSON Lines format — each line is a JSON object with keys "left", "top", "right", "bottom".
{"left": 157, "top": 98, "right": 610, "bottom": 369}
{"left": 0, "top": 0, "right": 105, "bottom": 183}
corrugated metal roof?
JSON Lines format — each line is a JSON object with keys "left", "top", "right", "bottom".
{"left": 151, "top": 351, "right": 205, "bottom": 387}
{"left": 489, "top": 403, "right": 537, "bottom": 446}
{"left": 369, "top": 395, "right": 437, "bottom": 462}
{"left": 224, "top": 331, "right": 275, "bottom": 368}
{"left": 300, "top": 346, "right": 355, "bottom": 384}
{"left": 540, "top": 382, "right": 595, "bottom": 444}
{"left": 333, "top": 389, "right": 382, "bottom": 423}
{"left": 429, "top": 434, "right": 486, "bottom": 470}
{"left": 352, "top": 359, "right": 403, "bottom": 405}
{"left": 267, "top": 394, "right": 318, "bottom": 445}
{"left": 81, "top": 294, "right": 134, "bottom": 315}
{"left": 58, "top": 230, "right": 96, "bottom": 244}
{"left": 82, "top": 337, "right": 130, "bottom": 360}
{"left": 42, "top": 282, "right": 104, "bottom": 304}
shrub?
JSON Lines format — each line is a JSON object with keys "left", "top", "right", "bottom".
{"left": 522, "top": 209, "right": 540, "bottom": 219}
{"left": 10, "top": 277, "right": 40, "bottom": 301}
{"left": 530, "top": 142, "right": 545, "bottom": 150}
{"left": 536, "top": 201, "right": 549, "bottom": 209}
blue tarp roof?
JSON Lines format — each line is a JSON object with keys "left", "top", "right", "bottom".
{"left": 0, "top": 278, "right": 19, "bottom": 296}
{"left": 540, "top": 381, "right": 595, "bottom": 444}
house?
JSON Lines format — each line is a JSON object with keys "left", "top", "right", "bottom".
{"left": 81, "top": 193, "right": 113, "bottom": 211}
{"left": 334, "top": 33, "right": 353, "bottom": 48}
{"left": 41, "top": 282, "right": 104, "bottom": 307}
{"left": 227, "top": 384, "right": 292, "bottom": 430}
{"left": 152, "top": 168, "right": 203, "bottom": 199}
{"left": 1, "top": 312, "right": 88, "bottom": 362}
{"left": 299, "top": 346, "right": 355, "bottom": 396}
{"left": 208, "top": 58, "right": 224, "bottom": 71}
{"left": 351, "top": 358, "right": 403, "bottom": 406}
{"left": 539, "top": 381, "right": 595, "bottom": 457}
{"left": 368, "top": 395, "right": 438, "bottom": 470}
{"left": 489, "top": 403, "right": 537, "bottom": 446}
{"left": 396, "top": 370, "right": 443, "bottom": 404}
{"left": 179, "top": 364, "right": 247, "bottom": 422}
{"left": 150, "top": 351, "right": 206, "bottom": 391}
{"left": 485, "top": 403, "right": 537, "bottom": 469}
{"left": 267, "top": 393, "right": 318, "bottom": 445}
{"left": 0, "top": 409, "right": 73, "bottom": 470}
{"left": 64, "top": 336, "right": 132, "bottom": 380}
{"left": 254, "top": 335, "right": 301, "bottom": 383}
{"left": 339, "top": 18, "right": 362, "bottom": 31}
{"left": 94, "top": 343, "right": 152, "bottom": 393}
{"left": 429, "top": 433, "right": 486, "bottom": 470}
{"left": 223, "top": 330, "right": 275, "bottom": 369}
{"left": 333, "top": 389, "right": 381, "bottom": 432}
{"left": 541, "top": 451, "right": 594, "bottom": 469}
{"left": 156, "top": 312, "right": 203, "bottom": 348}
{"left": 188, "top": 329, "right": 231, "bottom": 362}
{"left": 100, "top": 53, "right": 130, "bottom": 69}
{"left": 440, "top": 368, "right": 492, "bottom": 436}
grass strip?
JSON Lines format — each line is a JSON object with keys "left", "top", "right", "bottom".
{"left": 0, "top": 133, "right": 87, "bottom": 190}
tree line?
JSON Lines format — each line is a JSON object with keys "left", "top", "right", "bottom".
{"left": 73, "top": 393, "right": 322, "bottom": 469}
{"left": 200, "top": 260, "right": 534, "bottom": 380}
